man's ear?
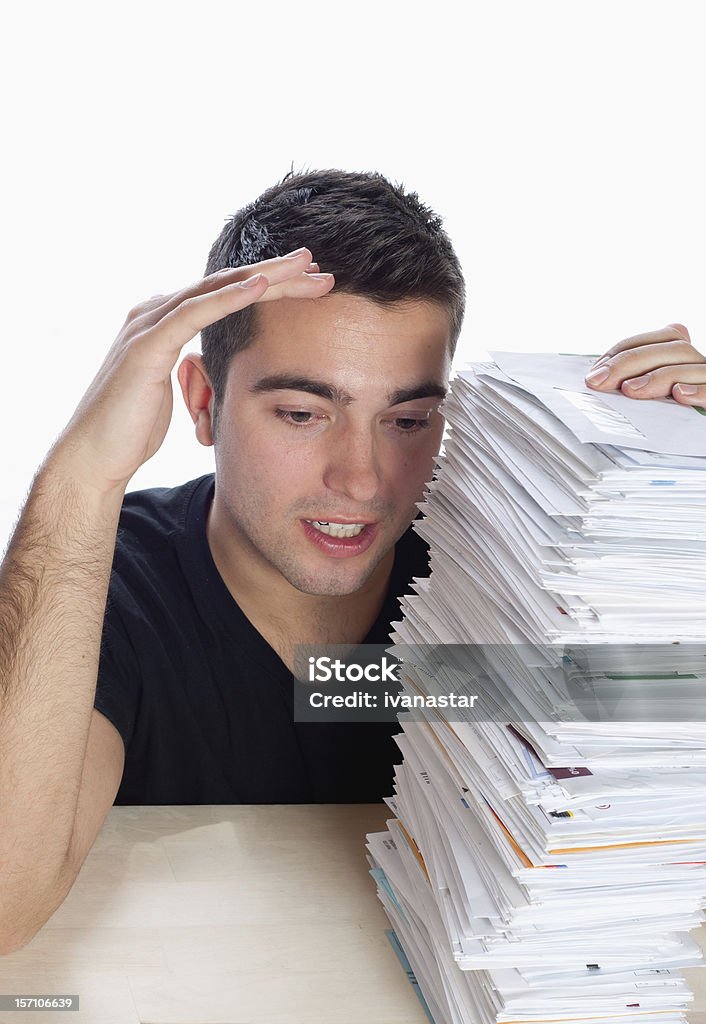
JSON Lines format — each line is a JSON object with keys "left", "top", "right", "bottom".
{"left": 177, "top": 354, "right": 215, "bottom": 447}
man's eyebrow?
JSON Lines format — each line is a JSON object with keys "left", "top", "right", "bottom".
{"left": 248, "top": 374, "right": 354, "bottom": 405}
{"left": 387, "top": 382, "right": 448, "bottom": 406}
{"left": 248, "top": 374, "right": 448, "bottom": 406}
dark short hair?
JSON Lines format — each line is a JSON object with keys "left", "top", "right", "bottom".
{"left": 201, "top": 167, "right": 466, "bottom": 437}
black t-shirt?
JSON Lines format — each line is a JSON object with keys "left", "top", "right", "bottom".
{"left": 94, "top": 473, "right": 430, "bottom": 805}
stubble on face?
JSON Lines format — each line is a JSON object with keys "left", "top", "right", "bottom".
{"left": 211, "top": 481, "right": 404, "bottom": 598}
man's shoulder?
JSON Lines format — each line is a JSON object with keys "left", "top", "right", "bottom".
{"left": 116, "top": 473, "right": 213, "bottom": 550}
{"left": 105, "top": 473, "right": 215, "bottom": 625}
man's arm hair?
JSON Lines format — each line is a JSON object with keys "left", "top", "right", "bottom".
{"left": 0, "top": 453, "right": 124, "bottom": 952}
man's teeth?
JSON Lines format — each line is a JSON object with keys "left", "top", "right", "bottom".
{"left": 309, "top": 520, "right": 366, "bottom": 538}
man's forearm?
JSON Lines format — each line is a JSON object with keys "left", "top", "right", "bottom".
{"left": 0, "top": 453, "right": 124, "bottom": 942}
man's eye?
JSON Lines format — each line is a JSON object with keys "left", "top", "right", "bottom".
{"left": 274, "top": 409, "right": 315, "bottom": 426}
{"left": 393, "top": 417, "right": 431, "bottom": 433}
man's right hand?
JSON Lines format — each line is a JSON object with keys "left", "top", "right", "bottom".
{"left": 51, "top": 248, "right": 334, "bottom": 495}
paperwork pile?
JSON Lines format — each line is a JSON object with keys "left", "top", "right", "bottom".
{"left": 367, "top": 352, "right": 706, "bottom": 1024}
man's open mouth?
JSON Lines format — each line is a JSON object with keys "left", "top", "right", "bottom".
{"left": 304, "top": 520, "right": 368, "bottom": 538}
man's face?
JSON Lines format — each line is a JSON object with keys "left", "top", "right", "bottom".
{"left": 211, "top": 292, "right": 452, "bottom": 597}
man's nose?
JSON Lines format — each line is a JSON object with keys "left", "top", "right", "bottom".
{"left": 322, "top": 426, "right": 383, "bottom": 504}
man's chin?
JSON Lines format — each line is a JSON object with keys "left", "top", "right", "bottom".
{"left": 284, "top": 567, "right": 380, "bottom": 598}
{"left": 281, "top": 545, "right": 394, "bottom": 598}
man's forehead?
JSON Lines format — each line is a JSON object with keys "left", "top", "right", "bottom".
{"left": 252, "top": 291, "right": 452, "bottom": 343}
{"left": 225, "top": 293, "right": 453, "bottom": 407}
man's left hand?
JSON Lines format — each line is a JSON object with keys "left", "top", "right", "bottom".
{"left": 584, "top": 323, "right": 706, "bottom": 406}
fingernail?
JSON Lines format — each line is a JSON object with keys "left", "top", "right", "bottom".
{"left": 240, "top": 273, "right": 264, "bottom": 288}
{"left": 591, "top": 356, "right": 609, "bottom": 370}
{"left": 585, "top": 366, "right": 610, "bottom": 385}
{"left": 306, "top": 273, "right": 333, "bottom": 281}
{"left": 675, "top": 383, "right": 698, "bottom": 395}
{"left": 624, "top": 373, "right": 650, "bottom": 390}
{"left": 284, "top": 247, "right": 309, "bottom": 259}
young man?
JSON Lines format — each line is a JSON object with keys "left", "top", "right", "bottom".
{"left": 93, "top": 170, "right": 463, "bottom": 809}
{"left": 0, "top": 168, "right": 704, "bottom": 953}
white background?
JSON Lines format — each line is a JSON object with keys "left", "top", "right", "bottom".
{"left": 2, "top": 0, "right": 704, "bottom": 551}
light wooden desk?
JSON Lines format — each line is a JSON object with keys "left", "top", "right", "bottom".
{"left": 0, "top": 804, "right": 427, "bottom": 1024}
{"left": 4, "top": 804, "right": 706, "bottom": 1024}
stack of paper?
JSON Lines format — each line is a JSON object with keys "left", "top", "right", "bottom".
{"left": 367, "top": 353, "right": 706, "bottom": 1024}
